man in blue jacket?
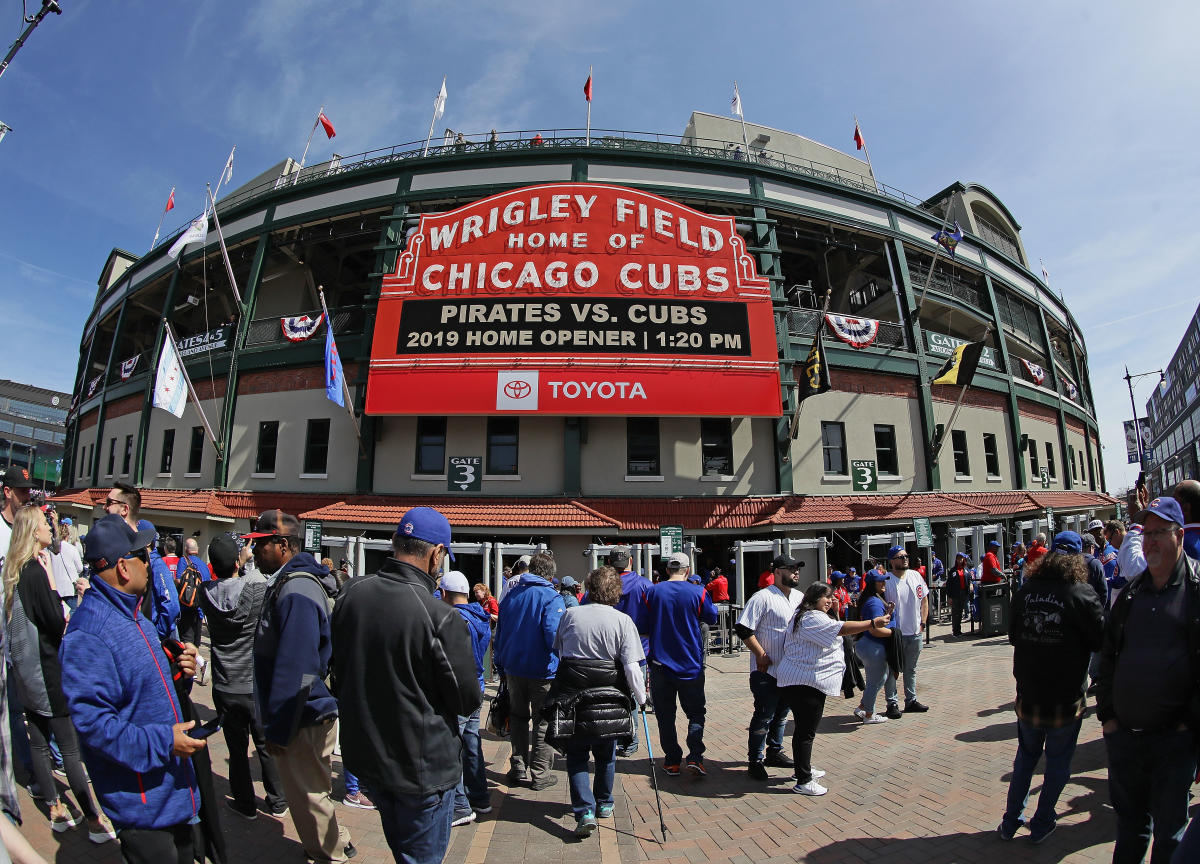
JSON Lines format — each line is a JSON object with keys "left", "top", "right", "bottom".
{"left": 645, "top": 553, "right": 719, "bottom": 776}
{"left": 250, "top": 509, "right": 354, "bottom": 863}
{"left": 608, "top": 545, "right": 652, "bottom": 756}
{"left": 494, "top": 551, "right": 565, "bottom": 789}
{"left": 61, "top": 514, "right": 206, "bottom": 864}
{"left": 102, "top": 483, "right": 179, "bottom": 639}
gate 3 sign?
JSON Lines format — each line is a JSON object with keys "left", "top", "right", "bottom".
{"left": 366, "top": 184, "right": 781, "bottom": 417}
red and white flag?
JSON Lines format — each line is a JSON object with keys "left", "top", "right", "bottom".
{"left": 164, "top": 188, "right": 175, "bottom": 212}
{"left": 583, "top": 72, "right": 593, "bottom": 102}
{"left": 853, "top": 122, "right": 865, "bottom": 151}
{"left": 318, "top": 111, "right": 336, "bottom": 139}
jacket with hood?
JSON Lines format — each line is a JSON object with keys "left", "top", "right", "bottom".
{"left": 200, "top": 570, "right": 268, "bottom": 694}
{"left": 8, "top": 559, "right": 67, "bottom": 717}
{"left": 252, "top": 552, "right": 339, "bottom": 746}
{"left": 495, "top": 573, "right": 566, "bottom": 679}
{"left": 452, "top": 600, "right": 491, "bottom": 696}
{"left": 139, "top": 522, "right": 180, "bottom": 640}
{"left": 59, "top": 575, "right": 198, "bottom": 829}
{"left": 330, "top": 557, "right": 481, "bottom": 797}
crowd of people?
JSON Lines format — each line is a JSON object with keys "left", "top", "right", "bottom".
{"left": 0, "top": 464, "right": 1197, "bottom": 862}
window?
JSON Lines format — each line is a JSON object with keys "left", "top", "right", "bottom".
{"left": 627, "top": 418, "right": 660, "bottom": 476}
{"left": 255, "top": 421, "right": 278, "bottom": 474}
{"left": 160, "top": 429, "right": 174, "bottom": 474}
{"left": 1069, "top": 445, "right": 1077, "bottom": 481}
{"left": 952, "top": 430, "right": 970, "bottom": 477}
{"left": 1045, "top": 442, "right": 1056, "bottom": 479}
{"left": 1079, "top": 450, "right": 1086, "bottom": 482}
{"left": 122, "top": 436, "right": 133, "bottom": 475}
{"left": 106, "top": 438, "right": 115, "bottom": 476}
{"left": 1029, "top": 440, "right": 1040, "bottom": 477}
{"left": 486, "top": 417, "right": 519, "bottom": 475}
{"left": 874, "top": 425, "right": 898, "bottom": 475}
{"left": 983, "top": 433, "right": 1000, "bottom": 477}
{"left": 303, "top": 419, "right": 330, "bottom": 475}
{"left": 414, "top": 417, "right": 447, "bottom": 475}
{"left": 701, "top": 418, "right": 734, "bottom": 476}
{"left": 188, "top": 427, "right": 204, "bottom": 474}
{"left": 821, "top": 421, "right": 847, "bottom": 475}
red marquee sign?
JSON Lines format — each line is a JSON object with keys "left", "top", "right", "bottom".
{"left": 366, "top": 183, "right": 781, "bottom": 417}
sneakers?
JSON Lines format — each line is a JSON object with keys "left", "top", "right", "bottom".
{"left": 575, "top": 810, "right": 597, "bottom": 838}
{"left": 1030, "top": 821, "right": 1057, "bottom": 844}
{"left": 686, "top": 759, "right": 706, "bottom": 776}
{"left": 506, "top": 766, "right": 529, "bottom": 785}
{"left": 225, "top": 798, "right": 259, "bottom": 821}
{"left": 597, "top": 803, "right": 614, "bottom": 819}
{"left": 268, "top": 801, "right": 290, "bottom": 817}
{"left": 87, "top": 820, "right": 117, "bottom": 844}
{"left": 904, "top": 700, "right": 930, "bottom": 713}
{"left": 472, "top": 803, "right": 493, "bottom": 815}
{"left": 747, "top": 760, "right": 769, "bottom": 781}
{"left": 792, "top": 780, "right": 827, "bottom": 796}
{"left": 196, "top": 656, "right": 209, "bottom": 686}
{"left": 853, "top": 707, "right": 868, "bottom": 721}
{"left": 530, "top": 774, "right": 559, "bottom": 791}
{"left": 616, "top": 742, "right": 639, "bottom": 757}
{"left": 308, "top": 843, "right": 358, "bottom": 863}
{"left": 52, "top": 764, "right": 67, "bottom": 778}
{"left": 997, "top": 818, "right": 1024, "bottom": 841}
{"left": 50, "top": 810, "right": 81, "bottom": 833}
{"left": 342, "top": 791, "right": 375, "bottom": 810}
{"left": 451, "top": 808, "right": 477, "bottom": 827}
{"left": 885, "top": 702, "right": 903, "bottom": 720}
{"left": 662, "top": 763, "right": 681, "bottom": 776}
{"left": 810, "top": 768, "right": 827, "bottom": 780}
{"left": 861, "top": 714, "right": 888, "bottom": 725}
{"left": 764, "top": 749, "right": 793, "bottom": 768}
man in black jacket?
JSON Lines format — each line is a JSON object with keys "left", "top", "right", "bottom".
{"left": 331, "top": 507, "right": 481, "bottom": 864}
{"left": 999, "top": 531, "right": 1104, "bottom": 844}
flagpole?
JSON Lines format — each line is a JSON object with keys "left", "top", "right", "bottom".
{"left": 853, "top": 115, "right": 878, "bottom": 191}
{"left": 298, "top": 107, "right": 322, "bottom": 171}
{"left": 212, "top": 145, "right": 235, "bottom": 211}
{"left": 788, "top": 289, "right": 832, "bottom": 440}
{"left": 162, "top": 320, "right": 222, "bottom": 453}
{"left": 318, "top": 287, "right": 365, "bottom": 456}
{"left": 206, "top": 184, "right": 244, "bottom": 307}
{"left": 734, "top": 81, "right": 749, "bottom": 150}
{"left": 423, "top": 76, "right": 446, "bottom": 157}
{"left": 150, "top": 186, "right": 174, "bottom": 251}
{"left": 586, "top": 65, "right": 592, "bottom": 147}
{"left": 912, "top": 193, "right": 958, "bottom": 319}
{"left": 928, "top": 327, "right": 992, "bottom": 464}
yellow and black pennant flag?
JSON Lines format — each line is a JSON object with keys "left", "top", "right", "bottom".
{"left": 797, "top": 327, "right": 832, "bottom": 402}
{"left": 931, "top": 340, "right": 985, "bottom": 387}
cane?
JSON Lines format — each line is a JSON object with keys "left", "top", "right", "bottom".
{"left": 640, "top": 707, "right": 668, "bottom": 843}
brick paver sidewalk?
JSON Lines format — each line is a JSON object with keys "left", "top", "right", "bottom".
{"left": 16, "top": 627, "right": 1191, "bottom": 862}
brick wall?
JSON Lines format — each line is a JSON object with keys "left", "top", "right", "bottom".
{"left": 238, "top": 364, "right": 359, "bottom": 396}
{"left": 1017, "top": 398, "right": 1058, "bottom": 424}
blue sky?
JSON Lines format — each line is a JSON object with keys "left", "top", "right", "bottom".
{"left": 1, "top": 0, "right": 1196, "bottom": 494}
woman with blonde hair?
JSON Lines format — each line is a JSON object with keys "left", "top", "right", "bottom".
{"left": 3, "top": 506, "right": 115, "bottom": 843}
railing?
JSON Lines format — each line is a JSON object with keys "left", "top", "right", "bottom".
{"left": 153, "top": 127, "right": 931, "bottom": 248}
{"left": 974, "top": 214, "right": 1023, "bottom": 263}
{"left": 784, "top": 309, "right": 908, "bottom": 350}
{"left": 906, "top": 263, "right": 984, "bottom": 309}
{"left": 244, "top": 306, "right": 366, "bottom": 348}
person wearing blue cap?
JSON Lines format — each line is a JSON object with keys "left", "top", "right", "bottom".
{"left": 981, "top": 541, "right": 1005, "bottom": 585}
{"left": 882, "top": 544, "right": 929, "bottom": 716}
{"left": 102, "top": 483, "right": 179, "bottom": 639}
{"left": 1095, "top": 495, "right": 1200, "bottom": 864}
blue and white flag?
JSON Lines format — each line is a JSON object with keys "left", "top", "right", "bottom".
{"left": 153, "top": 332, "right": 187, "bottom": 418}
{"left": 167, "top": 216, "right": 208, "bottom": 260}
{"left": 932, "top": 221, "right": 963, "bottom": 258}
{"left": 325, "top": 324, "right": 345, "bottom": 407}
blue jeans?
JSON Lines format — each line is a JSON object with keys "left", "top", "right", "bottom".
{"left": 885, "top": 633, "right": 922, "bottom": 704}
{"left": 747, "top": 671, "right": 789, "bottom": 761}
{"left": 854, "top": 638, "right": 889, "bottom": 716}
{"left": 1002, "top": 718, "right": 1082, "bottom": 834}
{"left": 374, "top": 787, "right": 455, "bottom": 864}
{"left": 649, "top": 665, "right": 705, "bottom": 765}
{"left": 564, "top": 737, "right": 617, "bottom": 818}
{"left": 453, "top": 707, "right": 488, "bottom": 811}
{"left": 344, "top": 770, "right": 360, "bottom": 796}
{"left": 1105, "top": 727, "right": 1197, "bottom": 864}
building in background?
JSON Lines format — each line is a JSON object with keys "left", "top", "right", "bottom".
{"left": 1144, "top": 302, "right": 1200, "bottom": 493}
{"left": 0, "top": 379, "right": 69, "bottom": 488}
{"left": 56, "top": 115, "right": 1114, "bottom": 600}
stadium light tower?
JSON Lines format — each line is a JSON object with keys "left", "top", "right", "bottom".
{"left": 0, "top": 1, "right": 63, "bottom": 85}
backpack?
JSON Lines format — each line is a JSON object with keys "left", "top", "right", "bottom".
{"left": 177, "top": 559, "right": 205, "bottom": 608}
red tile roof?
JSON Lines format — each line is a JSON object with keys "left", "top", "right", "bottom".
{"left": 762, "top": 493, "right": 991, "bottom": 527}
{"left": 135, "top": 489, "right": 237, "bottom": 519}
{"left": 299, "top": 496, "right": 621, "bottom": 529}
{"left": 214, "top": 491, "right": 345, "bottom": 520}
{"left": 48, "top": 489, "right": 104, "bottom": 507}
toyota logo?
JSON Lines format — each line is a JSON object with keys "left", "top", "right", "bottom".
{"left": 504, "top": 380, "right": 532, "bottom": 399}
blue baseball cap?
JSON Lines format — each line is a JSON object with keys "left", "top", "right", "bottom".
{"left": 865, "top": 570, "right": 889, "bottom": 584}
{"left": 397, "top": 507, "right": 454, "bottom": 560}
{"left": 1144, "top": 497, "right": 1185, "bottom": 527}
{"left": 1052, "top": 531, "right": 1083, "bottom": 554}
{"left": 988, "top": 540, "right": 1001, "bottom": 549}
{"left": 84, "top": 514, "right": 155, "bottom": 572}
{"left": 886, "top": 545, "right": 907, "bottom": 561}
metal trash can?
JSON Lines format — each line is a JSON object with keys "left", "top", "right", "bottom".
{"left": 979, "top": 583, "right": 1010, "bottom": 637}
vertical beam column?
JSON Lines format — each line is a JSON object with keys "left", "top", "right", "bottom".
{"left": 133, "top": 271, "right": 179, "bottom": 485}
{"left": 981, "top": 273, "right": 1027, "bottom": 490}
{"left": 1035, "top": 306, "right": 1072, "bottom": 492}
{"left": 91, "top": 279, "right": 135, "bottom": 487}
{"left": 890, "top": 239, "right": 939, "bottom": 490}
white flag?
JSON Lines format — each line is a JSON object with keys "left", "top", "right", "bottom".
{"left": 167, "top": 216, "right": 208, "bottom": 260}
{"left": 433, "top": 77, "right": 447, "bottom": 121}
{"left": 731, "top": 82, "right": 743, "bottom": 118}
{"left": 221, "top": 146, "right": 235, "bottom": 187}
{"left": 153, "top": 332, "right": 187, "bottom": 418}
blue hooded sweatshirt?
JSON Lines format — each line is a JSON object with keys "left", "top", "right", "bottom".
{"left": 59, "top": 575, "right": 198, "bottom": 829}
{"left": 252, "top": 552, "right": 340, "bottom": 745}
{"left": 454, "top": 601, "right": 492, "bottom": 695}
{"left": 138, "top": 520, "right": 180, "bottom": 639}
{"left": 494, "top": 573, "right": 565, "bottom": 679}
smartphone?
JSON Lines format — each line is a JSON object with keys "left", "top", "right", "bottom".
{"left": 190, "top": 717, "right": 222, "bottom": 740}
{"left": 1135, "top": 471, "right": 1146, "bottom": 492}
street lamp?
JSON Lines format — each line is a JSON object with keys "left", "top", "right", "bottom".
{"left": 0, "top": 121, "right": 10, "bottom": 145}
{"left": 1124, "top": 365, "right": 1166, "bottom": 467}
{"left": 0, "top": 1, "right": 63, "bottom": 85}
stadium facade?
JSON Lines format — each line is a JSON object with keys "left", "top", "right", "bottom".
{"left": 56, "top": 112, "right": 1115, "bottom": 600}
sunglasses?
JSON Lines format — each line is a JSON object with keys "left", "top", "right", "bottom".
{"left": 104, "top": 498, "right": 126, "bottom": 509}
{"left": 123, "top": 548, "right": 150, "bottom": 565}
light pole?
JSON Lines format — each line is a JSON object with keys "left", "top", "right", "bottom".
{"left": 0, "top": 1, "right": 63, "bottom": 85}
{"left": 1124, "top": 366, "right": 1166, "bottom": 467}
{"left": 0, "top": 121, "right": 10, "bottom": 145}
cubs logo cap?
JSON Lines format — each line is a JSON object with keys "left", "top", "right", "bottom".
{"left": 396, "top": 506, "right": 455, "bottom": 560}
{"left": 1144, "top": 496, "right": 1184, "bottom": 527}
{"left": 1052, "top": 531, "right": 1083, "bottom": 554}
{"left": 84, "top": 514, "right": 155, "bottom": 572}
{"left": 886, "top": 544, "right": 907, "bottom": 561}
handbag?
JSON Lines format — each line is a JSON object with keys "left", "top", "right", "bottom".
{"left": 485, "top": 680, "right": 511, "bottom": 737}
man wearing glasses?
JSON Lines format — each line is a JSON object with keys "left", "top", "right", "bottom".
{"left": 61, "top": 514, "right": 205, "bottom": 864}
{"left": 250, "top": 509, "right": 354, "bottom": 863}
{"left": 883, "top": 545, "right": 929, "bottom": 717}
{"left": 1095, "top": 496, "right": 1200, "bottom": 864}
{"left": 105, "top": 483, "right": 179, "bottom": 640}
